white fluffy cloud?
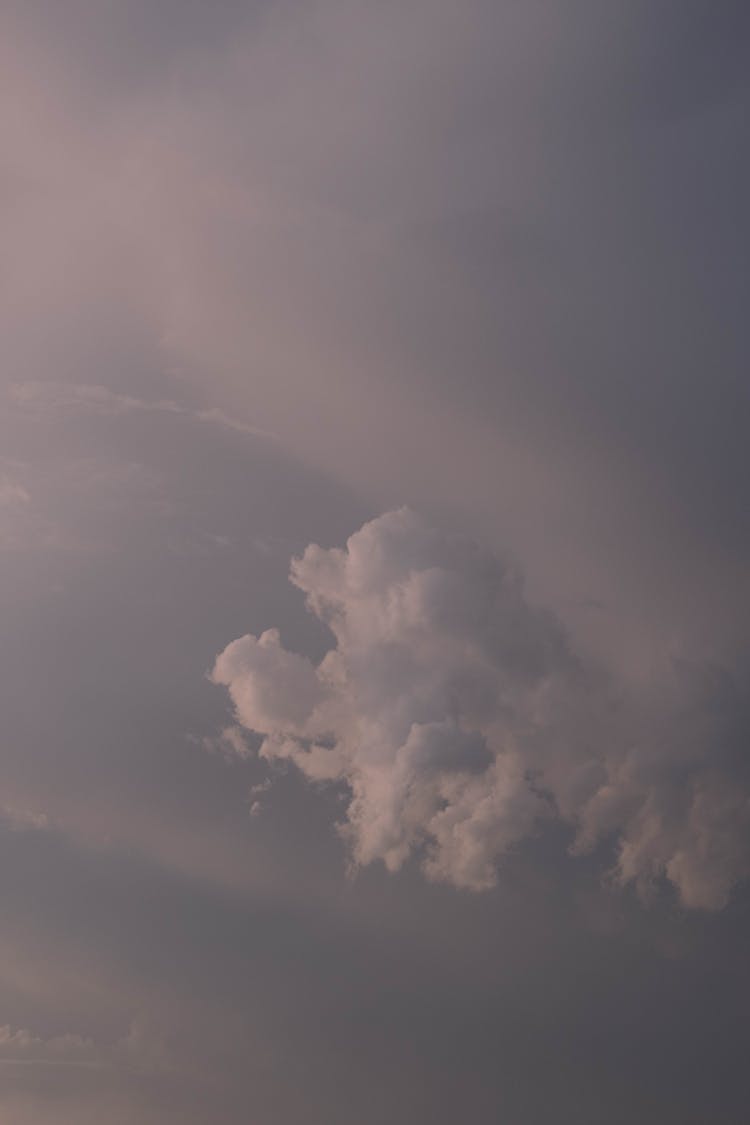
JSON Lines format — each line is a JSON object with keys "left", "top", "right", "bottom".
{"left": 212, "top": 509, "right": 750, "bottom": 908}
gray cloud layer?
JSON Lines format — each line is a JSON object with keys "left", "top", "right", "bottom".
{"left": 2, "top": 0, "right": 750, "bottom": 1121}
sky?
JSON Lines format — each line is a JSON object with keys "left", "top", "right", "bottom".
{"left": 1, "top": 1, "right": 749, "bottom": 1121}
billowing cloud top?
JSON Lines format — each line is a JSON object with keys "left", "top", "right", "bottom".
{"left": 213, "top": 508, "right": 750, "bottom": 908}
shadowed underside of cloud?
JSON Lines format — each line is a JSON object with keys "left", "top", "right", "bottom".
{"left": 212, "top": 508, "right": 750, "bottom": 909}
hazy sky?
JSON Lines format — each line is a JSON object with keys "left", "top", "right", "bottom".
{"left": 2, "top": 2, "right": 749, "bottom": 1122}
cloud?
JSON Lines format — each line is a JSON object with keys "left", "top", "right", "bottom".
{"left": 0, "top": 477, "right": 30, "bottom": 507}
{"left": 0, "top": 805, "right": 49, "bottom": 832}
{"left": 0, "top": 1015, "right": 176, "bottom": 1076}
{"left": 0, "top": 1025, "right": 98, "bottom": 1068}
{"left": 212, "top": 508, "right": 750, "bottom": 908}
{"left": 8, "top": 382, "right": 272, "bottom": 441}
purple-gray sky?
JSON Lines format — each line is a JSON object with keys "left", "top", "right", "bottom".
{"left": 1, "top": 2, "right": 749, "bottom": 1122}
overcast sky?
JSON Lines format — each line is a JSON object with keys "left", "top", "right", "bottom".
{"left": 2, "top": 2, "right": 749, "bottom": 1122}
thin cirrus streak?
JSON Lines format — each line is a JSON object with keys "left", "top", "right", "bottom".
{"left": 7, "top": 382, "right": 273, "bottom": 441}
{"left": 212, "top": 507, "right": 750, "bottom": 909}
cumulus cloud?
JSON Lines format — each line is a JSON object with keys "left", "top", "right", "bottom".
{"left": 212, "top": 509, "right": 750, "bottom": 908}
